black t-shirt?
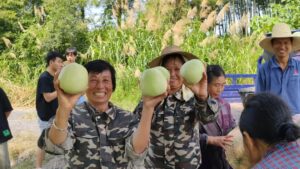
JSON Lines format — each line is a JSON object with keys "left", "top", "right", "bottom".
{"left": 0, "top": 88, "right": 13, "bottom": 143}
{"left": 36, "top": 71, "right": 58, "bottom": 121}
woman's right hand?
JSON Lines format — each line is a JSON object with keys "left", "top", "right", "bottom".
{"left": 53, "top": 70, "right": 83, "bottom": 116}
{"left": 142, "top": 92, "right": 167, "bottom": 115}
{"left": 207, "top": 135, "right": 234, "bottom": 149}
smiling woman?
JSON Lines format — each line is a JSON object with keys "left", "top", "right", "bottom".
{"left": 38, "top": 59, "right": 167, "bottom": 168}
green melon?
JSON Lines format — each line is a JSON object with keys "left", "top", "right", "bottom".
{"left": 155, "top": 66, "right": 170, "bottom": 80}
{"left": 140, "top": 68, "right": 168, "bottom": 97}
{"left": 225, "top": 127, "right": 251, "bottom": 169}
{"left": 180, "top": 59, "right": 204, "bottom": 85}
{"left": 58, "top": 63, "right": 88, "bottom": 94}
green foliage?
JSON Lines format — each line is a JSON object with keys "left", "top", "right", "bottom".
{"left": 251, "top": 0, "right": 300, "bottom": 34}
{"left": 0, "top": 0, "right": 25, "bottom": 51}
{"left": 0, "top": 0, "right": 296, "bottom": 109}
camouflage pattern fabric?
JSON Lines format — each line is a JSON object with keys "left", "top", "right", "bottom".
{"left": 42, "top": 102, "right": 147, "bottom": 169}
{"left": 133, "top": 88, "right": 219, "bottom": 169}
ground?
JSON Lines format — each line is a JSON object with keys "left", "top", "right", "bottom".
{"left": 8, "top": 103, "right": 244, "bottom": 169}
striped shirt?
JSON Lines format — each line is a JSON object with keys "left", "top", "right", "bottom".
{"left": 253, "top": 141, "right": 300, "bottom": 169}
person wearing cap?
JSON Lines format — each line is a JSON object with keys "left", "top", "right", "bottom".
{"left": 133, "top": 45, "right": 218, "bottom": 168}
{"left": 256, "top": 23, "right": 300, "bottom": 115}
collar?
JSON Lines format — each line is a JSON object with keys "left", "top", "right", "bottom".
{"left": 270, "top": 56, "right": 295, "bottom": 69}
{"left": 86, "top": 101, "right": 117, "bottom": 120}
{"left": 173, "top": 85, "right": 194, "bottom": 101}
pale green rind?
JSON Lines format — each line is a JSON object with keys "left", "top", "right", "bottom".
{"left": 58, "top": 63, "right": 88, "bottom": 94}
{"left": 140, "top": 68, "right": 168, "bottom": 97}
{"left": 180, "top": 59, "right": 203, "bottom": 85}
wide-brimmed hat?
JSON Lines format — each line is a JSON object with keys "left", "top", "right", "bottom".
{"left": 148, "top": 45, "right": 198, "bottom": 67}
{"left": 293, "top": 32, "right": 300, "bottom": 51}
{"left": 259, "top": 23, "right": 300, "bottom": 53}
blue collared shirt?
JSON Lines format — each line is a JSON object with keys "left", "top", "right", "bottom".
{"left": 256, "top": 56, "right": 300, "bottom": 114}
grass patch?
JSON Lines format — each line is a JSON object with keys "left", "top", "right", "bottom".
{"left": 0, "top": 78, "right": 35, "bottom": 107}
{"left": 9, "top": 132, "right": 38, "bottom": 165}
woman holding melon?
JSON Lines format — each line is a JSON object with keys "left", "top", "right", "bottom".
{"left": 39, "top": 59, "right": 167, "bottom": 168}
{"left": 134, "top": 45, "right": 219, "bottom": 169}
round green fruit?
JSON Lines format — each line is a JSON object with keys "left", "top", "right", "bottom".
{"left": 180, "top": 59, "right": 203, "bottom": 85}
{"left": 58, "top": 63, "right": 88, "bottom": 94}
{"left": 140, "top": 68, "right": 168, "bottom": 97}
{"left": 155, "top": 66, "right": 170, "bottom": 80}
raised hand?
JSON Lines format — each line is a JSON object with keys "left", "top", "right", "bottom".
{"left": 53, "top": 70, "right": 83, "bottom": 115}
{"left": 184, "top": 71, "right": 208, "bottom": 100}
{"left": 142, "top": 92, "right": 168, "bottom": 114}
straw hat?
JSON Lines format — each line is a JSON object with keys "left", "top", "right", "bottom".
{"left": 293, "top": 32, "right": 300, "bottom": 51}
{"left": 148, "top": 45, "right": 198, "bottom": 67}
{"left": 259, "top": 23, "right": 300, "bottom": 53}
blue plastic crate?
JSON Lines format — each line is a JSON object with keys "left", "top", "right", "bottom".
{"left": 221, "top": 74, "right": 256, "bottom": 102}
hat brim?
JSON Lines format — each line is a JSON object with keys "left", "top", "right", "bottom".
{"left": 259, "top": 35, "right": 300, "bottom": 53}
{"left": 148, "top": 51, "right": 199, "bottom": 67}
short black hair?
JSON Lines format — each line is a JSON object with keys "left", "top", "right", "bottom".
{"left": 65, "top": 47, "right": 77, "bottom": 56}
{"left": 207, "top": 65, "right": 226, "bottom": 84}
{"left": 239, "top": 92, "right": 300, "bottom": 144}
{"left": 84, "top": 59, "right": 116, "bottom": 91}
{"left": 161, "top": 53, "right": 185, "bottom": 67}
{"left": 45, "top": 51, "right": 63, "bottom": 67}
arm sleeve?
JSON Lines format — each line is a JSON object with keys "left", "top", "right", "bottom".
{"left": 38, "top": 115, "right": 75, "bottom": 154}
{"left": 199, "top": 133, "right": 208, "bottom": 149}
{"left": 227, "top": 103, "right": 236, "bottom": 129}
{"left": 0, "top": 88, "right": 13, "bottom": 113}
{"left": 255, "top": 66, "right": 265, "bottom": 93}
{"left": 132, "top": 101, "right": 143, "bottom": 118}
{"left": 125, "top": 112, "right": 148, "bottom": 168}
{"left": 195, "top": 96, "right": 219, "bottom": 124}
{"left": 38, "top": 75, "right": 54, "bottom": 94}
{"left": 125, "top": 134, "right": 148, "bottom": 168}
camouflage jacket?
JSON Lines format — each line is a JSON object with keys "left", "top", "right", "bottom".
{"left": 133, "top": 86, "right": 219, "bottom": 169}
{"left": 43, "top": 102, "right": 147, "bottom": 169}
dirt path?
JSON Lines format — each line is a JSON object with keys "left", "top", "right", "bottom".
{"left": 8, "top": 108, "right": 66, "bottom": 169}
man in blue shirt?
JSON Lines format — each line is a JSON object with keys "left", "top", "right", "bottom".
{"left": 256, "top": 23, "right": 300, "bottom": 115}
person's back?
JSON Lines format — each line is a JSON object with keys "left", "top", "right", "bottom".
{"left": 239, "top": 92, "right": 300, "bottom": 169}
{"left": 253, "top": 140, "right": 300, "bottom": 169}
